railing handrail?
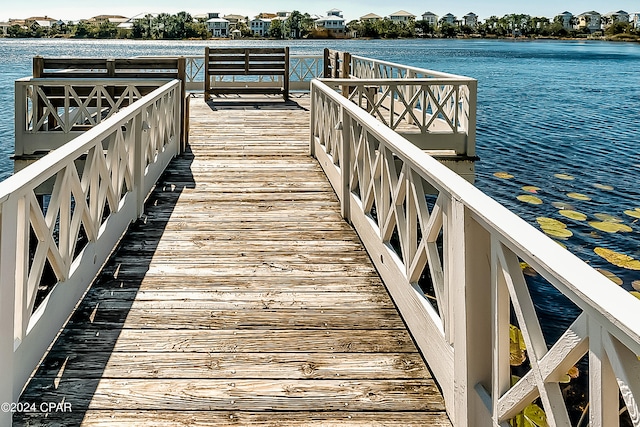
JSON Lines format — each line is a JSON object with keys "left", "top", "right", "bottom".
{"left": 351, "top": 54, "right": 471, "bottom": 80}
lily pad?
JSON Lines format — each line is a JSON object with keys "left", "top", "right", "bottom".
{"left": 632, "top": 280, "right": 640, "bottom": 291}
{"left": 631, "top": 291, "right": 640, "bottom": 300}
{"left": 552, "top": 201, "right": 575, "bottom": 210}
{"left": 593, "top": 183, "right": 614, "bottom": 191}
{"left": 536, "top": 217, "right": 573, "bottom": 239}
{"left": 510, "top": 325, "right": 527, "bottom": 366}
{"left": 558, "top": 210, "right": 587, "bottom": 221}
{"left": 554, "top": 173, "right": 574, "bottom": 181}
{"left": 596, "top": 268, "right": 623, "bottom": 285}
{"left": 594, "top": 213, "right": 622, "bottom": 223}
{"left": 623, "top": 208, "right": 640, "bottom": 219}
{"left": 567, "top": 192, "right": 591, "bottom": 201}
{"left": 588, "top": 221, "right": 632, "bottom": 233}
{"left": 522, "top": 185, "right": 540, "bottom": 193}
{"left": 517, "top": 194, "right": 543, "bottom": 205}
{"left": 520, "top": 261, "right": 538, "bottom": 277}
{"left": 494, "top": 171, "right": 514, "bottom": 179}
{"left": 594, "top": 248, "right": 640, "bottom": 271}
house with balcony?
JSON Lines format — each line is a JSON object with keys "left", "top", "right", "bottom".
{"left": 250, "top": 18, "right": 271, "bottom": 36}
{"left": 575, "top": 11, "right": 602, "bottom": 32}
{"left": 223, "top": 14, "right": 246, "bottom": 31}
{"left": 463, "top": 12, "right": 478, "bottom": 28}
{"left": 315, "top": 9, "right": 346, "bottom": 35}
{"left": 440, "top": 13, "right": 457, "bottom": 25}
{"left": 206, "top": 12, "right": 230, "bottom": 37}
{"left": 555, "top": 11, "right": 574, "bottom": 30}
{"left": 0, "top": 21, "right": 11, "bottom": 35}
{"left": 603, "top": 10, "right": 630, "bottom": 27}
{"left": 388, "top": 10, "right": 416, "bottom": 24}
{"left": 632, "top": 13, "right": 640, "bottom": 29}
{"left": 421, "top": 12, "right": 438, "bottom": 26}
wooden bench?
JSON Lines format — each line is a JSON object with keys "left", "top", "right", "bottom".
{"left": 32, "top": 56, "right": 190, "bottom": 151}
{"left": 204, "top": 47, "right": 289, "bottom": 101}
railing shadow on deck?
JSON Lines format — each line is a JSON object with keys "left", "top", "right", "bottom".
{"left": 14, "top": 149, "right": 195, "bottom": 425}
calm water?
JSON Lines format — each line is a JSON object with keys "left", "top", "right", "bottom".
{"left": 0, "top": 38, "right": 639, "bottom": 324}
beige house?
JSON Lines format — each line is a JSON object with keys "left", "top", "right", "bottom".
{"left": 224, "top": 14, "right": 247, "bottom": 31}
{"left": 89, "top": 15, "right": 129, "bottom": 25}
{"left": 389, "top": 10, "right": 416, "bottom": 23}
{"left": 360, "top": 13, "right": 382, "bottom": 23}
{"left": 575, "top": 11, "right": 601, "bottom": 32}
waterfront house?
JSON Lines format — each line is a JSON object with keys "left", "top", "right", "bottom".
{"left": 250, "top": 18, "right": 271, "bottom": 36}
{"left": 602, "top": 10, "right": 630, "bottom": 27}
{"left": 206, "top": 13, "right": 230, "bottom": 37}
{"left": 556, "top": 11, "right": 574, "bottom": 30}
{"left": 463, "top": 12, "right": 478, "bottom": 28}
{"left": 360, "top": 13, "right": 383, "bottom": 23}
{"left": 223, "top": 14, "right": 247, "bottom": 31}
{"left": 421, "top": 12, "right": 438, "bottom": 26}
{"left": 575, "top": 11, "right": 602, "bottom": 32}
{"left": 24, "top": 16, "right": 57, "bottom": 28}
{"left": 88, "top": 15, "right": 129, "bottom": 25}
{"left": 315, "top": 9, "right": 346, "bottom": 35}
{"left": 632, "top": 12, "right": 640, "bottom": 29}
{"left": 440, "top": 13, "right": 457, "bottom": 25}
{"left": 388, "top": 10, "right": 416, "bottom": 24}
{"left": 0, "top": 22, "right": 10, "bottom": 35}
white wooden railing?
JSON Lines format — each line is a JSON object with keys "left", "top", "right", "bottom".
{"left": 0, "top": 80, "right": 181, "bottom": 426}
{"left": 311, "top": 78, "right": 640, "bottom": 427}
{"left": 15, "top": 78, "right": 173, "bottom": 157}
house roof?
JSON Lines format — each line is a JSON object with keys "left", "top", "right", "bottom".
{"left": 389, "top": 10, "right": 416, "bottom": 17}
{"left": 464, "top": 12, "right": 477, "bottom": 18}
{"left": 422, "top": 12, "right": 437, "bottom": 16}
{"left": 443, "top": 13, "right": 456, "bottom": 18}
{"left": 316, "top": 15, "right": 345, "bottom": 23}
{"left": 207, "top": 18, "right": 230, "bottom": 23}
{"left": 360, "top": 13, "right": 382, "bottom": 20}
{"left": 327, "top": 9, "right": 342, "bottom": 13}
{"left": 578, "top": 11, "right": 601, "bottom": 17}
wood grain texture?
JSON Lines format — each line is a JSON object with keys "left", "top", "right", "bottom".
{"left": 15, "top": 95, "right": 450, "bottom": 426}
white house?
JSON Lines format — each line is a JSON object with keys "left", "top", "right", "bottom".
{"left": 250, "top": 18, "right": 271, "bottom": 36}
{"left": 388, "top": 10, "right": 416, "bottom": 24}
{"left": 603, "top": 10, "right": 630, "bottom": 27}
{"left": 207, "top": 13, "right": 230, "bottom": 37}
{"left": 463, "top": 12, "right": 478, "bottom": 28}
{"left": 556, "top": 11, "right": 573, "bottom": 30}
{"left": 575, "top": 11, "right": 601, "bottom": 32}
{"left": 421, "top": 12, "right": 438, "bottom": 26}
{"left": 631, "top": 13, "right": 640, "bottom": 29}
{"left": 315, "top": 9, "right": 346, "bottom": 34}
{"left": 441, "top": 13, "right": 457, "bottom": 25}
{"left": 0, "top": 22, "right": 11, "bottom": 35}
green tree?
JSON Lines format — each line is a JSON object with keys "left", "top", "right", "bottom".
{"left": 73, "top": 21, "right": 92, "bottom": 38}
{"left": 286, "top": 10, "right": 304, "bottom": 38}
{"left": 96, "top": 21, "right": 117, "bottom": 38}
{"left": 268, "top": 19, "right": 284, "bottom": 38}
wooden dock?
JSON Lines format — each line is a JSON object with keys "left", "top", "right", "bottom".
{"left": 15, "top": 95, "right": 451, "bottom": 426}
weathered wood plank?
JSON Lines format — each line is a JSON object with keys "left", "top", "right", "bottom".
{"left": 34, "top": 352, "right": 427, "bottom": 379}
{"left": 66, "top": 308, "right": 405, "bottom": 330}
{"left": 49, "top": 329, "right": 418, "bottom": 353}
{"left": 15, "top": 410, "right": 453, "bottom": 427}
{"left": 19, "top": 379, "right": 445, "bottom": 411}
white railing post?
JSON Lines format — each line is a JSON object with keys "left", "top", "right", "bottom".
{"left": 14, "top": 81, "right": 27, "bottom": 157}
{"left": 466, "top": 80, "right": 477, "bottom": 158}
{"left": 448, "top": 197, "right": 493, "bottom": 426}
{"left": 340, "top": 106, "right": 351, "bottom": 222}
{"left": 589, "top": 319, "right": 620, "bottom": 427}
{"left": 309, "top": 83, "right": 316, "bottom": 157}
{"left": 134, "top": 112, "right": 146, "bottom": 218}
{"left": 0, "top": 202, "right": 16, "bottom": 427}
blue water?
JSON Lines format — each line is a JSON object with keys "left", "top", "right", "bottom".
{"left": 0, "top": 38, "right": 639, "bottom": 302}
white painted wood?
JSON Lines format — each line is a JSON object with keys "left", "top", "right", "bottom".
{"left": 590, "top": 319, "right": 620, "bottom": 427}
{"left": 602, "top": 332, "right": 640, "bottom": 426}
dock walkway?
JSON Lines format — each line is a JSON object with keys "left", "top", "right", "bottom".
{"left": 16, "top": 95, "right": 451, "bottom": 426}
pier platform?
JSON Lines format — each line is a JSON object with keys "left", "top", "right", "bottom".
{"left": 14, "top": 95, "right": 451, "bottom": 426}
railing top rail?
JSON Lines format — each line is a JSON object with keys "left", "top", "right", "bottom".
{"left": 351, "top": 54, "right": 471, "bottom": 80}
{"left": 1, "top": 79, "right": 181, "bottom": 202}
{"left": 17, "top": 77, "right": 175, "bottom": 85}
{"left": 318, "top": 77, "right": 477, "bottom": 85}
{"left": 311, "top": 78, "right": 640, "bottom": 352}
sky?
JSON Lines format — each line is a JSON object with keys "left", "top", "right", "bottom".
{"left": 2, "top": 0, "right": 639, "bottom": 23}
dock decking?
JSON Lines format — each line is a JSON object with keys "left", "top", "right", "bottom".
{"left": 15, "top": 95, "right": 451, "bottom": 426}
